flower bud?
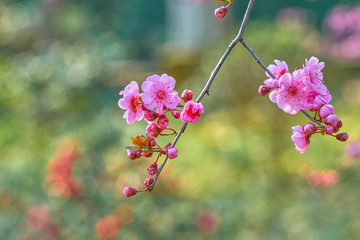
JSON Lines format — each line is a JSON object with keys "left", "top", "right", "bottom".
{"left": 319, "top": 104, "right": 334, "bottom": 119}
{"left": 147, "top": 162, "right": 158, "bottom": 176}
{"left": 172, "top": 109, "right": 181, "bottom": 119}
{"left": 336, "top": 132, "right": 349, "bottom": 142}
{"left": 144, "top": 178, "right": 154, "bottom": 187}
{"left": 258, "top": 85, "right": 272, "bottom": 96}
{"left": 324, "top": 125, "right": 334, "bottom": 135}
{"left": 166, "top": 147, "right": 178, "bottom": 159}
{"left": 304, "top": 122, "right": 317, "bottom": 135}
{"left": 144, "top": 110, "right": 158, "bottom": 121}
{"left": 157, "top": 113, "right": 169, "bottom": 129}
{"left": 214, "top": 6, "right": 227, "bottom": 18}
{"left": 142, "top": 150, "right": 153, "bottom": 158}
{"left": 181, "top": 89, "right": 193, "bottom": 103}
{"left": 123, "top": 186, "right": 137, "bottom": 197}
{"left": 127, "top": 149, "right": 141, "bottom": 160}
{"left": 146, "top": 122, "right": 160, "bottom": 137}
{"left": 148, "top": 137, "right": 157, "bottom": 148}
{"left": 325, "top": 114, "right": 340, "bottom": 128}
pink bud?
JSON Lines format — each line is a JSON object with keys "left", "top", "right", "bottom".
{"left": 336, "top": 132, "right": 349, "bottom": 142}
{"left": 146, "top": 122, "right": 161, "bottom": 137}
{"left": 127, "top": 149, "right": 141, "bottom": 160}
{"left": 303, "top": 122, "right": 317, "bottom": 135}
{"left": 325, "top": 114, "right": 340, "bottom": 128}
{"left": 147, "top": 162, "right": 158, "bottom": 176}
{"left": 144, "top": 178, "right": 154, "bottom": 187}
{"left": 166, "top": 147, "right": 178, "bottom": 159}
{"left": 258, "top": 85, "right": 272, "bottom": 96}
{"left": 123, "top": 186, "right": 137, "bottom": 197}
{"left": 172, "top": 109, "right": 181, "bottom": 119}
{"left": 324, "top": 125, "right": 334, "bottom": 135}
{"left": 319, "top": 104, "right": 334, "bottom": 119}
{"left": 181, "top": 90, "right": 193, "bottom": 103}
{"left": 157, "top": 113, "right": 169, "bottom": 129}
{"left": 144, "top": 110, "right": 158, "bottom": 121}
{"left": 214, "top": 6, "right": 227, "bottom": 18}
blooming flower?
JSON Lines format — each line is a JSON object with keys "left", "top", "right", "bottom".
{"left": 302, "top": 56, "right": 327, "bottom": 95}
{"left": 269, "top": 72, "right": 307, "bottom": 114}
{"left": 291, "top": 125, "right": 309, "bottom": 153}
{"left": 118, "top": 81, "right": 144, "bottom": 124}
{"left": 180, "top": 100, "right": 204, "bottom": 123}
{"left": 141, "top": 74, "right": 181, "bottom": 113}
{"left": 264, "top": 60, "right": 289, "bottom": 88}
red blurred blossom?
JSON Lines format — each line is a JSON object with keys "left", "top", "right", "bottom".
{"left": 196, "top": 211, "right": 219, "bottom": 234}
{"left": 306, "top": 170, "right": 339, "bottom": 187}
{"left": 95, "top": 215, "right": 120, "bottom": 239}
{"left": 46, "top": 138, "right": 83, "bottom": 198}
{"left": 26, "top": 205, "right": 61, "bottom": 239}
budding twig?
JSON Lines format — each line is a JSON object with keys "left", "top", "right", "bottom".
{"left": 150, "top": 0, "right": 256, "bottom": 191}
{"left": 149, "top": 0, "right": 324, "bottom": 191}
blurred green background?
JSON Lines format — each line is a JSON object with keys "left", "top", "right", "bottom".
{"left": 1, "top": 0, "right": 360, "bottom": 239}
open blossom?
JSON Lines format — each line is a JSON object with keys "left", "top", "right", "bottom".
{"left": 302, "top": 56, "right": 327, "bottom": 95}
{"left": 269, "top": 72, "right": 308, "bottom": 114}
{"left": 118, "top": 81, "right": 144, "bottom": 124}
{"left": 141, "top": 74, "right": 181, "bottom": 113}
{"left": 180, "top": 100, "right": 204, "bottom": 124}
{"left": 291, "top": 125, "right": 309, "bottom": 153}
{"left": 264, "top": 60, "right": 289, "bottom": 88}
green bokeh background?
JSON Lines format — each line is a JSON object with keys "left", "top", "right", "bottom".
{"left": 1, "top": 0, "right": 360, "bottom": 239}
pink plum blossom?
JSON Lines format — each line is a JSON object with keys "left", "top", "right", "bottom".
{"left": 291, "top": 125, "right": 309, "bottom": 153}
{"left": 269, "top": 72, "right": 308, "bottom": 114}
{"left": 141, "top": 74, "right": 181, "bottom": 113}
{"left": 118, "top": 81, "right": 144, "bottom": 124}
{"left": 264, "top": 60, "right": 289, "bottom": 88}
{"left": 180, "top": 100, "right": 204, "bottom": 124}
{"left": 302, "top": 56, "right": 327, "bottom": 95}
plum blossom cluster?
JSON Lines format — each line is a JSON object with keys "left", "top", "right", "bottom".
{"left": 258, "top": 57, "right": 348, "bottom": 153}
{"left": 214, "top": 0, "right": 233, "bottom": 18}
{"left": 118, "top": 74, "right": 204, "bottom": 197}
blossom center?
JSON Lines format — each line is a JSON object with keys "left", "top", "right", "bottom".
{"left": 280, "top": 69, "right": 286, "bottom": 76}
{"left": 130, "top": 96, "right": 142, "bottom": 112}
{"left": 288, "top": 87, "right": 297, "bottom": 95}
{"left": 157, "top": 91, "right": 165, "bottom": 98}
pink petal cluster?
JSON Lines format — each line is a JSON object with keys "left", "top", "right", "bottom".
{"left": 141, "top": 74, "right": 181, "bottom": 113}
{"left": 118, "top": 81, "right": 144, "bottom": 124}
{"left": 291, "top": 125, "right": 310, "bottom": 153}
{"left": 264, "top": 57, "right": 330, "bottom": 115}
{"left": 118, "top": 75, "right": 203, "bottom": 196}
{"left": 260, "top": 57, "right": 348, "bottom": 153}
{"left": 180, "top": 100, "right": 204, "bottom": 124}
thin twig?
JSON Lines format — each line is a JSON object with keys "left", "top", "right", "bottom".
{"left": 149, "top": 0, "right": 256, "bottom": 191}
